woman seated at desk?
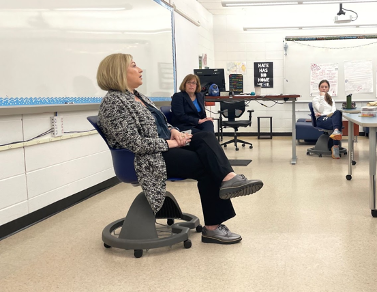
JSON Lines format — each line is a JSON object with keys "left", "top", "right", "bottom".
{"left": 170, "top": 74, "right": 214, "bottom": 134}
{"left": 312, "top": 79, "right": 343, "bottom": 159}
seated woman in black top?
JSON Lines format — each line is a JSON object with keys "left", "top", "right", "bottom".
{"left": 171, "top": 74, "right": 214, "bottom": 133}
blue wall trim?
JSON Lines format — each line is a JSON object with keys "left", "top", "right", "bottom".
{"left": 0, "top": 97, "right": 171, "bottom": 106}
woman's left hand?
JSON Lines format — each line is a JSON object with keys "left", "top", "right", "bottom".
{"left": 171, "top": 129, "right": 192, "bottom": 147}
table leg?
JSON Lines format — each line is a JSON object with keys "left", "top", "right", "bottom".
{"left": 369, "top": 127, "right": 377, "bottom": 214}
{"left": 347, "top": 121, "right": 354, "bottom": 179}
{"left": 291, "top": 100, "right": 297, "bottom": 165}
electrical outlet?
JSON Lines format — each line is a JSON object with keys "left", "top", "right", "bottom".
{"left": 51, "top": 116, "right": 64, "bottom": 137}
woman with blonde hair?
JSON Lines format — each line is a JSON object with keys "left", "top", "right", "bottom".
{"left": 96, "top": 53, "right": 264, "bottom": 245}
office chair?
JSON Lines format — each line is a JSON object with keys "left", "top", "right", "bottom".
{"left": 87, "top": 116, "right": 202, "bottom": 258}
{"left": 307, "top": 102, "right": 347, "bottom": 157}
{"left": 218, "top": 100, "right": 254, "bottom": 151}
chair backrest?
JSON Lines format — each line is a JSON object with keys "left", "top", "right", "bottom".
{"left": 160, "top": 106, "right": 172, "bottom": 124}
{"left": 220, "top": 100, "right": 246, "bottom": 122}
{"left": 87, "top": 116, "right": 138, "bottom": 185}
{"left": 308, "top": 102, "right": 317, "bottom": 128}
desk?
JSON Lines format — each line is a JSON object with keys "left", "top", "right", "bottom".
{"left": 342, "top": 113, "right": 377, "bottom": 217}
{"left": 205, "top": 94, "right": 300, "bottom": 165}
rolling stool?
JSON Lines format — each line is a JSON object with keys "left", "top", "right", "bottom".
{"left": 87, "top": 116, "right": 202, "bottom": 258}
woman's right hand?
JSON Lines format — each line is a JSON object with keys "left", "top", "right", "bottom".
{"left": 198, "top": 117, "right": 213, "bottom": 124}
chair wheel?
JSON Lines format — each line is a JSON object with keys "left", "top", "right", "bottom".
{"left": 196, "top": 225, "right": 203, "bottom": 232}
{"left": 307, "top": 151, "right": 309, "bottom": 155}
{"left": 249, "top": 145, "right": 253, "bottom": 149}
{"left": 134, "top": 249, "right": 143, "bottom": 258}
{"left": 184, "top": 239, "right": 192, "bottom": 249}
{"left": 104, "top": 243, "right": 111, "bottom": 248}
{"left": 346, "top": 174, "right": 352, "bottom": 180}
{"left": 319, "top": 154, "right": 322, "bottom": 157}
{"left": 242, "top": 143, "right": 245, "bottom": 147}
{"left": 224, "top": 144, "right": 227, "bottom": 148}
{"left": 236, "top": 148, "right": 239, "bottom": 151}
{"left": 372, "top": 210, "right": 377, "bottom": 218}
{"left": 352, "top": 161, "right": 356, "bottom": 165}
{"left": 167, "top": 218, "right": 174, "bottom": 226}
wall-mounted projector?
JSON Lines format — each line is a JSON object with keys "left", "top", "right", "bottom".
{"left": 334, "top": 14, "right": 353, "bottom": 24}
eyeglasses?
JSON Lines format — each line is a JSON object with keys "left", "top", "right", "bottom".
{"left": 187, "top": 81, "right": 197, "bottom": 85}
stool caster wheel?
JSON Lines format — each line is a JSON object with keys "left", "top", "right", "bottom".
{"left": 224, "top": 144, "right": 227, "bottom": 148}
{"left": 242, "top": 143, "right": 245, "bottom": 147}
{"left": 371, "top": 210, "right": 377, "bottom": 218}
{"left": 184, "top": 239, "right": 192, "bottom": 249}
{"left": 134, "top": 249, "right": 143, "bottom": 258}
{"left": 249, "top": 145, "right": 253, "bottom": 149}
{"left": 196, "top": 225, "right": 203, "bottom": 232}
{"left": 167, "top": 218, "right": 174, "bottom": 226}
{"left": 346, "top": 175, "right": 352, "bottom": 180}
{"left": 236, "top": 148, "right": 239, "bottom": 151}
{"left": 104, "top": 243, "right": 111, "bottom": 248}
{"left": 352, "top": 161, "right": 356, "bottom": 165}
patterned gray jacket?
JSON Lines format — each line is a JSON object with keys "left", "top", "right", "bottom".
{"left": 98, "top": 90, "right": 171, "bottom": 214}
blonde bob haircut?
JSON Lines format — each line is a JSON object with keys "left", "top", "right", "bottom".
{"left": 179, "top": 74, "right": 201, "bottom": 93}
{"left": 97, "top": 53, "right": 133, "bottom": 92}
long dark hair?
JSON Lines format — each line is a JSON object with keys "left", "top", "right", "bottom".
{"left": 318, "top": 80, "right": 332, "bottom": 106}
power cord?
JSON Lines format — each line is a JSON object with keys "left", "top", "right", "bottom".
{"left": 0, "top": 128, "right": 53, "bottom": 147}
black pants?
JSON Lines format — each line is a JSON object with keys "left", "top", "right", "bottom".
{"left": 162, "top": 131, "right": 235, "bottom": 225}
{"left": 317, "top": 110, "right": 342, "bottom": 146}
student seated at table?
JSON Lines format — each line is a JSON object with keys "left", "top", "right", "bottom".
{"left": 170, "top": 74, "right": 214, "bottom": 134}
{"left": 312, "top": 79, "right": 343, "bottom": 159}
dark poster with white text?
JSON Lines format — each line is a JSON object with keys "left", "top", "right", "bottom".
{"left": 254, "top": 62, "right": 273, "bottom": 88}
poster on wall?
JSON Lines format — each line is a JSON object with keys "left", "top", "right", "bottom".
{"left": 344, "top": 60, "right": 373, "bottom": 94}
{"left": 254, "top": 62, "right": 273, "bottom": 88}
{"left": 310, "top": 63, "right": 338, "bottom": 96}
{"left": 229, "top": 74, "right": 243, "bottom": 94}
{"left": 227, "top": 62, "right": 247, "bottom": 74}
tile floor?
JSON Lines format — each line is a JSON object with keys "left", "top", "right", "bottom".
{"left": 1, "top": 136, "right": 377, "bottom": 292}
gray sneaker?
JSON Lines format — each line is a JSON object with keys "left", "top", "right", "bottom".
{"left": 202, "top": 224, "right": 242, "bottom": 244}
{"left": 331, "top": 146, "right": 340, "bottom": 159}
{"left": 219, "top": 174, "right": 263, "bottom": 200}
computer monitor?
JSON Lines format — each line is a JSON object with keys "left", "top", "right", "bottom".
{"left": 194, "top": 68, "right": 226, "bottom": 94}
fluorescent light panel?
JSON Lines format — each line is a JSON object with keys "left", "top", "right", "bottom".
{"left": 244, "top": 24, "right": 377, "bottom": 30}
{"left": 223, "top": 0, "right": 377, "bottom": 7}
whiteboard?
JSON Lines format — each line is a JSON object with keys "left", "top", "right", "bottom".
{"left": 284, "top": 38, "right": 377, "bottom": 101}
{"left": 0, "top": 0, "right": 175, "bottom": 105}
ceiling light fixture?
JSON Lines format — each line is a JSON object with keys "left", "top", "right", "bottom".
{"left": 222, "top": 0, "right": 377, "bottom": 7}
{"left": 243, "top": 24, "right": 377, "bottom": 30}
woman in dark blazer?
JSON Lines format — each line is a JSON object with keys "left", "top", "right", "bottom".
{"left": 171, "top": 74, "right": 214, "bottom": 133}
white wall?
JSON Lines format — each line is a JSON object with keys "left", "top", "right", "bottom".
{"left": 209, "top": 3, "right": 377, "bottom": 133}
{"left": 0, "top": 110, "right": 115, "bottom": 226}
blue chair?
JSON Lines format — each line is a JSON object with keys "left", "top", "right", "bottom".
{"left": 306, "top": 102, "right": 347, "bottom": 157}
{"left": 87, "top": 116, "right": 202, "bottom": 258}
{"left": 160, "top": 106, "right": 173, "bottom": 124}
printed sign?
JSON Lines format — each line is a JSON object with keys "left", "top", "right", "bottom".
{"left": 254, "top": 62, "right": 273, "bottom": 88}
